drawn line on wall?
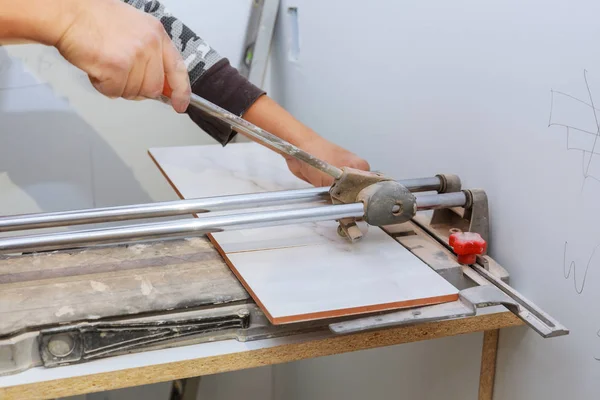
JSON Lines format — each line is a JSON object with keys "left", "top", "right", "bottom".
{"left": 548, "top": 69, "right": 600, "bottom": 188}
{"left": 582, "top": 70, "right": 600, "bottom": 177}
{"left": 594, "top": 329, "right": 600, "bottom": 361}
{"left": 551, "top": 89, "right": 600, "bottom": 112}
{"left": 550, "top": 72, "right": 600, "bottom": 362}
{"left": 563, "top": 241, "right": 599, "bottom": 294}
{"left": 550, "top": 123, "right": 597, "bottom": 137}
{"left": 568, "top": 143, "right": 600, "bottom": 157}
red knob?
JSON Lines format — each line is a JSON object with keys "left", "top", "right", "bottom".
{"left": 449, "top": 232, "right": 487, "bottom": 264}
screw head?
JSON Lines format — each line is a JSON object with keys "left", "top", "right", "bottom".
{"left": 237, "top": 309, "right": 250, "bottom": 318}
{"left": 47, "top": 334, "right": 75, "bottom": 358}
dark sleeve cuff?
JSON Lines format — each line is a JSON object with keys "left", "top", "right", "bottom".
{"left": 185, "top": 58, "right": 266, "bottom": 146}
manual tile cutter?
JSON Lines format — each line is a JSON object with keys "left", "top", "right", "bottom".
{"left": 0, "top": 92, "right": 569, "bottom": 374}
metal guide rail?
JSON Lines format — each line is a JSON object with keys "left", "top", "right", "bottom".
{"left": 0, "top": 176, "right": 461, "bottom": 253}
{"left": 0, "top": 173, "right": 568, "bottom": 376}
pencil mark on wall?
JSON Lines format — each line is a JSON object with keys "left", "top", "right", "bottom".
{"left": 593, "top": 328, "right": 600, "bottom": 362}
{"left": 548, "top": 69, "right": 600, "bottom": 189}
{"left": 563, "top": 241, "right": 600, "bottom": 294}
{"left": 592, "top": 329, "right": 600, "bottom": 361}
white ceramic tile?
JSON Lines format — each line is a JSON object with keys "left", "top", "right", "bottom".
{"left": 149, "top": 143, "right": 459, "bottom": 324}
{"left": 227, "top": 220, "right": 459, "bottom": 323}
{"left": 150, "top": 143, "right": 309, "bottom": 198}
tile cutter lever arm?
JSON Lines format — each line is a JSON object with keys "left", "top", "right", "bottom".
{"left": 164, "top": 84, "right": 345, "bottom": 181}
{"left": 168, "top": 87, "right": 427, "bottom": 240}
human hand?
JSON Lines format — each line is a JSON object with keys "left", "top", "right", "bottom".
{"left": 284, "top": 136, "right": 371, "bottom": 187}
{"left": 54, "top": 0, "right": 191, "bottom": 112}
{"left": 239, "top": 95, "right": 369, "bottom": 186}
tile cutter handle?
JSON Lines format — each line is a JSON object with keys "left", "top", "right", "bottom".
{"left": 162, "top": 83, "right": 343, "bottom": 180}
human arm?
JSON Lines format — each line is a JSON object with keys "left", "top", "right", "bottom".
{"left": 242, "top": 96, "right": 370, "bottom": 186}
{"left": 0, "top": 0, "right": 368, "bottom": 186}
{"left": 0, "top": 0, "right": 191, "bottom": 112}
{"left": 123, "top": 0, "right": 369, "bottom": 186}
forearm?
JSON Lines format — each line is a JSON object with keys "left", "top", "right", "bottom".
{"left": 123, "top": 0, "right": 265, "bottom": 144}
{"left": 243, "top": 96, "right": 370, "bottom": 187}
{"left": 242, "top": 96, "right": 320, "bottom": 149}
{"left": 0, "top": 0, "right": 77, "bottom": 45}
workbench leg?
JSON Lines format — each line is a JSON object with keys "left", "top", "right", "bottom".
{"left": 478, "top": 329, "right": 500, "bottom": 400}
{"left": 169, "top": 376, "right": 202, "bottom": 400}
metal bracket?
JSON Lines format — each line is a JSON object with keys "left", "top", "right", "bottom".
{"left": 336, "top": 218, "right": 364, "bottom": 242}
{"left": 39, "top": 310, "right": 250, "bottom": 367}
{"left": 329, "top": 284, "right": 569, "bottom": 338}
{"left": 329, "top": 295, "right": 476, "bottom": 334}
{"left": 405, "top": 180, "right": 568, "bottom": 338}
{"left": 331, "top": 168, "right": 418, "bottom": 240}
{"left": 412, "top": 186, "right": 508, "bottom": 282}
{"left": 469, "top": 265, "right": 569, "bottom": 338}
{"left": 428, "top": 189, "right": 489, "bottom": 244}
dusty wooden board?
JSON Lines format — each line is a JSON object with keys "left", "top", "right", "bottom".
{"left": 0, "top": 237, "right": 248, "bottom": 336}
{"left": 149, "top": 143, "right": 460, "bottom": 324}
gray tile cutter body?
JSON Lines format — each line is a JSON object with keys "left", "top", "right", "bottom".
{"left": 0, "top": 94, "right": 568, "bottom": 374}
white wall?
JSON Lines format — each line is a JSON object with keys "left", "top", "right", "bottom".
{"left": 264, "top": 1, "right": 600, "bottom": 399}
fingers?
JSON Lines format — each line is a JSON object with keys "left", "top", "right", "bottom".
{"left": 162, "top": 35, "right": 191, "bottom": 112}
{"left": 287, "top": 152, "right": 369, "bottom": 187}
{"left": 287, "top": 158, "right": 333, "bottom": 187}
{"left": 90, "top": 53, "right": 162, "bottom": 101}
{"left": 90, "top": 73, "right": 127, "bottom": 99}
{"left": 318, "top": 174, "right": 333, "bottom": 187}
{"left": 355, "top": 158, "right": 370, "bottom": 171}
{"left": 285, "top": 158, "right": 310, "bottom": 184}
{"left": 55, "top": 0, "right": 185, "bottom": 107}
{"left": 123, "top": 29, "right": 165, "bottom": 100}
{"left": 90, "top": 36, "right": 177, "bottom": 105}
{"left": 137, "top": 50, "right": 165, "bottom": 100}
{"left": 121, "top": 56, "right": 148, "bottom": 100}
{"left": 310, "top": 170, "right": 332, "bottom": 187}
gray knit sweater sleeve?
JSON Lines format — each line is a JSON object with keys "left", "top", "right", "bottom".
{"left": 122, "top": 0, "right": 265, "bottom": 145}
{"left": 122, "top": 0, "right": 222, "bottom": 85}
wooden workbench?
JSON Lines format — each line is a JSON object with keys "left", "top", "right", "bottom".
{"left": 0, "top": 230, "right": 522, "bottom": 400}
{"left": 0, "top": 308, "right": 521, "bottom": 400}
{"left": 0, "top": 221, "right": 524, "bottom": 400}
